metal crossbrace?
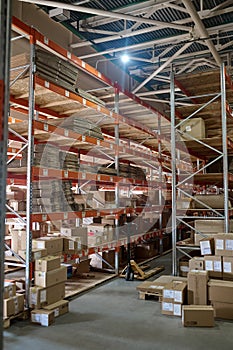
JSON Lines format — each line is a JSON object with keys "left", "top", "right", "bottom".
{"left": 10, "top": 64, "right": 30, "bottom": 87}
{"left": 7, "top": 142, "right": 28, "bottom": 165}
{"left": 4, "top": 243, "right": 26, "bottom": 265}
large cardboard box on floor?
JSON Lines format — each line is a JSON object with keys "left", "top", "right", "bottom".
{"left": 223, "top": 256, "right": 233, "bottom": 280}
{"left": 34, "top": 266, "right": 67, "bottom": 288}
{"left": 212, "top": 302, "right": 233, "bottom": 320}
{"left": 208, "top": 279, "right": 233, "bottom": 303}
{"left": 3, "top": 294, "right": 24, "bottom": 318}
{"left": 43, "top": 299, "right": 69, "bottom": 317}
{"left": 214, "top": 234, "right": 233, "bottom": 257}
{"left": 35, "top": 255, "right": 61, "bottom": 272}
{"left": 161, "top": 302, "right": 182, "bottom": 317}
{"left": 163, "top": 281, "right": 187, "bottom": 304}
{"left": 204, "top": 256, "right": 222, "bottom": 279}
{"left": 32, "top": 237, "right": 63, "bottom": 255}
{"left": 31, "top": 309, "right": 55, "bottom": 327}
{"left": 189, "top": 257, "right": 205, "bottom": 271}
{"left": 182, "top": 305, "right": 214, "bottom": 327}
{"left": 188, "top": 270, "right": 208, "bottom": 305}
{"left": 29, "top": 282, "right": 66, "bottom": 309}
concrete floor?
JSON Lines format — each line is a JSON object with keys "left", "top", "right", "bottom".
{"left": 4, "top": 253, "right": 233, "bottom": 350}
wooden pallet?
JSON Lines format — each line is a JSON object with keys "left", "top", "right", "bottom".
{"left": 120, "top": 260, "right": 165, "bottom": 280}
{"left": 138, "top": 290, "right": 163, "bottom": 302}
{"left": 3, "top": 309, "right": 29, "bottom": 329}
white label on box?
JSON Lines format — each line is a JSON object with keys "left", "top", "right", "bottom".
{"left": 173, "top": 304, "right": 182, "bottom": 316}
{"left": 186, "top": 125, "right": 192, "bottom": 132}
{"left": 40, "top": 290, "right": 47, "bottom": 303}
{"left": 223, "top": 262, "right": 232, "bottom": 273}
{"left": 226, "top": 239, "right": 233, "bottom": 251}
{"left": 40, "top": 314, "right": 49, "bottom": 327}
{"left": 34, "top": 251, "right": 42, "bottom": 260}
{"left": 174, "top": 291, "right": 182, "bottom": 303}
{"left": 200, "top": 241, "right": 211, "bottom": 255}
{"left": 202, "top": 247, "right": 211, "bottom": 255}
{"left": 163, "top": 289, "right": 174, "bottom": 299}
{"left": 214, "top": 261, "right": 222, "bottom": 272}
{"left": 30, "top": 292, "right": 37, "bottom": 305}
{"left": 216, "top": 239, "right": 224, "bottom": 250}
{"left": 36, "top": 242, "right": 45, "bottom": 249}
{"left": 54, "top": 307, "right": 60, "bottom": 317}
{"left": 162, "top": 302, "right": 173, "bottom": 311}
{"left": 69, "top": 240, "right": 75, "bottom": 250}
{"left": 205, "top": 260, "right": 213, "bottom": 271}
{"left": 32, "top": 314, "right": 41, "bottom": 323}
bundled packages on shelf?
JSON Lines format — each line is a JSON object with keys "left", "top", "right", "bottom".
{"left": 59, "top": 151, "right": 79, "bottom": 171}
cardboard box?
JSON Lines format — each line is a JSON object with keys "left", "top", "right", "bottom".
{"left": 215, "top": 234, "right": 233, "bottom": 257}
{"left": 35, "top": 256, "right": 61, "bottom": 272}
{"left": 11, "top": 230, "right": 27, "bottom": 253}
{"left": 208, "top": 279, "right": 233, "bottom": 303}
{"left": 43, "top": 299, "right": 69, "bottom": 317}
{"left": 194, "top": 219, "right": 233, "bottom": 234}
{"left": 161, "top": 302, "right": 182, "bottom": 317}
{"left": 182, "top": 305, "right": 214, "bottom": 327}
{"left": 180, "top": 117, "right": 205, "bottom": 141}
{"left": 3, "top": 294, "right": 24, "bottom": 318}
{"left": 194, "top": 233, "right": 216, "bottom": 246}
{"left": 223, "top": 256, "right": 233, "bottom": 280}
{"left": 34, "top": 266, "right": 67, "bottom": 288}
{"left": 188, "top": 270, "right": 208, "bottom": 305}
{"left": 212, "top": 302, "right": 233, "bottom": 320}
{"left": 204, "top": 256, "right": 222, "bottom": 278}
{"left": 163, "top": 281, "right": 187, "bottom": 304}
{"left": 189, "top": 257, "right": 205, "bottom": 271}
{"left": 200, "top": 237, "right": 214, "bottom": 256}
{"left": 74, "top": 258, "right": 90, "bottom": 275}
{"left": 29, "top": 282, "right": 66, "bottom": 309}
{"left": 137, "top": 276, "right": 187, "bottom": 297}
{"left": 179, "top": 259, "right": 190, "bottom": 277}
{"left": 63, "top": 237, "right": 80, "bottom": 254}
{"left": 31, "top": 309, "right": 55, "bottom": 326}
{"left": 18, "top": 248, "right": 47, "bottom": 261}
{"left": 60, "top": 226, "right": 87, "bottom": 237}
{"left": 4, "top": 282, "right": 16, "bottom": 299}
{"left": 32, "top": 237, "right": 63, "bottom": 255}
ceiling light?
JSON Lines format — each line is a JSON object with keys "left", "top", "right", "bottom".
{"left": 121, "top": 54, "right": 130, "bottom": 64}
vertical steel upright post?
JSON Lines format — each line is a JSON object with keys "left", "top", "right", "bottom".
{"left": 114, "top": 86, "right": 120, "bottom": 274}
{"left": 0, "top": 0, "right": 11, "bottom": 345}
{"left": 220, "top": 63, "right": 229, "bottom": 232}
{"left": 25, "top": 37, "right": 36, "bottom": 307}
{"left": 170, "top": 70, "right": 177, "bottom": 276}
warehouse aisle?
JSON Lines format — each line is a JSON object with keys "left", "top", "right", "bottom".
{"left": 4, "top": 254, "right": 233, "bottom": 350}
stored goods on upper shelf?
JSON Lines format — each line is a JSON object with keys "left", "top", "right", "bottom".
{"left": 180, "top": 117, "right": 205, "bottom": 141}
{"left": 190, "top": 193, "right": 232, "bottom": 209}
{"left": 98, "top": 162, "right": 146, "bottom": 180}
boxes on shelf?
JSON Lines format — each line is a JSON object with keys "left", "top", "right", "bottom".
{"left": 188, "top": 270, "right": 209, "bottom": 305}
{"left": 214, "top": 234, "right": 233, "bottom": 257}
{"left": 43, "top": 299, "right": 69, "bottom": 318}
{"left": 32, "top": 237, "right": 63, "bottom": 255}
{"left": 74, "top": 258, "right": 90, "bottom": 275}
{"left": 3, "top": 294, "right": 24, "bottom": 318}
{"left": 189, "top": 257, "right": 205, "bottom": 271}
{"left": 182, "top": 305, "right": 215, "bottom": 327}
{"left": 8, "top": 200, "right": 26, "bottom": 212}
{"left": 18, "top": 248, "right": 48, "bottom": 261}
{"left": 222, "top": 256, "right": 233, "bottom": 280}
{"left": 29, "top": 282, "right": 66, "bottom": 309}
{"left": 35, "top": 256, "right": 61, "bottom": 272}
{"left": 60, "top": 226, "right": 87, "bottom": 238}
{"left": 18, "top": 248, "right": 47, "bottom": 261}
{"left": 135, "top": 241, "right": 159, "bottom": 260}
{"left": 179, "top": 256, "right": 190, "bottom": 277}
{"left": 31, "top": 309, "right": 55, "bottom": 327}
{"left": 204, "top": 256, "right": 222, "bottom": 279}
{"left": 180, "top": 117, "right": 205, "bottom": 141}
{"left": 63, "top": 237, "right": 81, "bottom": 255}
{"left": 87, "top": 223, "right": 113, "bottom": 246}
{"left": 34, "top": 266, "right": 67, "bottom": 288}
{"left": 200, "top": 237, "right": 215, "bottom": 256}
{"left": 4, "top": 281, "right": 16, "bottom": 299}
{"left": 10, "top": 230, "right": 27, "bottom": 253}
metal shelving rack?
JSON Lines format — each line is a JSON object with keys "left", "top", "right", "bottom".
{"left": 170, "top": 63, "right": 233, "bottom": 276}
{"left": 0, "top": 0, "right": 12, "bottom": 344}
{"left": 6, "top": 17, "right": 174, "bottom": 305}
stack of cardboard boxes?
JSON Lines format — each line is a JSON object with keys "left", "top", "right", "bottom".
{"left": 3, "top": 281, "right": 24, "bottom": 320}
{"left": 30, "top": 237, "right": 69, "bottom": 326}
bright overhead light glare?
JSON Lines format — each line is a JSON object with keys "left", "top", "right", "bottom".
{"left": 121, "top": 54, "right": 130, "bottom": 63}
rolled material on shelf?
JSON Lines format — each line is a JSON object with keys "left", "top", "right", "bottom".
{"left": 98, "top": 163, "right": 146, "bottom": 180}
{"left": 191, "top": 193, "right": 232, "bottom": 209}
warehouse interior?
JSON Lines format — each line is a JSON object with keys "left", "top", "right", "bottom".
{"left": 1, "top": 0, "right": 233, "bottom": 348}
